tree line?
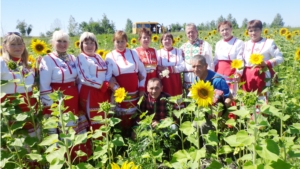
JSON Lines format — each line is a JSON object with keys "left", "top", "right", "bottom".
{"left": 15, "top": 13, "right": 285, "bottom": 37}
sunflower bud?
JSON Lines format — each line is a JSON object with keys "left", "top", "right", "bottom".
{"left": 7, "top": 60, "right": 17, "bottom": 70}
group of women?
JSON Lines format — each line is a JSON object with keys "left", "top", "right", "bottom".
{"left": 1, "top": 19, "right": 283, "bottom": 163}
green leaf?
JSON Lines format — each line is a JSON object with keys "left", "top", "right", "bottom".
{"left": 39, "top": 134, "right": 59, "bottom": 146}
{"left": 75, "top": 163, "right": 95, "bottom": 169}
{"left": 43, "top": 116, "right": 59, "bottom": 129}
{"left": 27, "top": 153, "right": 43, "bottom": 162}
{"left": 152, "top": 149, "right": 163, "bottom": 162}
{"left": 15, "top": 113, "right": 28, "bottom": 121}
{"left": 75, "top": 150, "right": 87, "bottom": 157}
{"left": 270, "top": 159, "right": 292, "bottom": 169}
{"left": 206, "top": 160, "right": 222, "bottom": 169}
{"left": 171, "top": 150, "right": 191, "bottom": 163}
{"left": 243, "top": 161, "right": 256, "bottom": 169}
{"left": 111, "top": 134, "right": 125, "bottom": 146}
{"left": 109, "top": 117, "right": 121, "bottom": 126}
{"left": 73, "top": 132, "right": 87, "bottom": 146}
{"left": 205, "top": 130, "right": 218, "bottom": 146}
{"left": 236, "top": 130, "right": 252, "bottom": 146}
{"left": 231, "top": 109, "right": 250, "bottom": 119}
{"left": 224, "top": 135, "right": 240, "bottom": 147}
{"left": 46, "top": 146, "right": 66, "bottom": 163}
{"left": 225, "top": 119, "right": 236, "bottom": 127}
{"left": 219, "top": 145, "right": 233, "bottom": 155}
{"left": 256, "top": 139, "right": 279, "bottom": 161}
{"left": 157, "top": 117, "right": 173, "bottom": 129}
{"left": 10, "top": 138, "right": 25, "bottom": 147}
{"left": 141, "top": 152, "right": 150, "bottom": 158}
{"left": 179, "top": 121, "right": 195, "bottom": 136}
{"left": 189, "top": 148, "right": 206, "bottom": 161}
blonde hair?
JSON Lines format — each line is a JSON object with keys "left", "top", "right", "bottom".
{"left": 113, "top": 30, "right": 128, "bottom": 42}
{"left": 2, "top": 33, "right": 29, "bottom": 68}
{"left": 50, "top": 30, "right": 69, "bottom": 51}
{"left": 79, "top": 32, "right": 98, "bottom": 52}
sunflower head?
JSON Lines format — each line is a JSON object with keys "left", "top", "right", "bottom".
{"left": 152, "top": 35, "right": 159, "bottom": 42}
{"left": 204, "top": 36, "right": 208, "bottom": 40}
{"left": 126, "top": 43, "right": 131, "bottom": 48}
{"left": 28, "top": 55, "right": 36, "bottom": 68}
{"left": 177, "top": 37, "right": 181, "bottom": 41}
{"left": 212, "top": 30, "right": 217, "bottom": 35}
{"left": 159, "top": 44, "right": 163, "bottom": 49}
{"left": 31, "top": 39, "right": 47, "bottom": 55}
{"left": 172, "top": 39, "right": 177, "bottom": 46}
{"left": 279, "top": 28, "right": 288, "bottom": 36}
{"left": 295, "top": 48, "right": 300, "bottom": 61}
{"left": 231, "top": 59, "right": 243, "bottom": 69}
{"left": 208, "top": 32, "right": 212, "bottom": 36}
{"left": 249, "top": 53, "right": 264, "bottom": 65}
{"left": 190, "top": 80, "right": 214, "bottom": 107}
{"left": 285, "top": 34, "right": 292, "bottom": 41}
{"left": 263, "top": 29, "right": 268, "bottom": 35}
{"left": 102, "top": 51, "right": 109, "bottom": 60}
{"left": 244, "top": 30, "right": 249, "bottom": 36}
{"left": 110, "top": 161, "right": 140, "bottom": 169}
{"left": 45, "top": 48, "right": 52, "bottom": 54}
{"left": 114, "top": 87, "right": 127, "bottom": 103}
{"left": 131, "top": 38, "right": 137, "bottom": 45}
{"left": 97, "top": 49, "right": 105, "bottom": 56}
{"left": 74, "top": 40, "right": 80, "bottom": 48}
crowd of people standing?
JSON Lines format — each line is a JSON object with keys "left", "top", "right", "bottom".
{"left": 1, "top": 19, "right": 283, "bottom": 163}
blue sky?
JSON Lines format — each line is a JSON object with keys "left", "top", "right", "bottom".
{"left": 1, "top": 0, "right": 299, "bottom": 36}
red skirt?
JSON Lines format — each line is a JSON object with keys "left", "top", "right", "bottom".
{"left": 161, "top": 73, "right": 183, "bottom": 96}
{"left": 115, "top": 73, "right": 139, "bottom": 129}
{"left": 43, "top": 81, "right": 79, "bottom": 116}
{"left": 1, "top": 91, "right": 37, "bottom": 131}
{"left": 79, "top": 84, "right": 111, "bottom": 131}
{"left": 242, "top": 67, "right": 265, "bottom": 93}
{"left": 215, "top": 60, "right": 235, "bottom": 76}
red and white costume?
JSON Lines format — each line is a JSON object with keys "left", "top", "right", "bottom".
{"left": 1, "top": 57, "right": 37, "bottom": 135}
{"left": 156, "top": 47, "right": 185, "bottom": 97}
{"left": 39, "top": 52, "right": 92, "bottom": 162}
{"left": 180, "top": 39, "right": 214, "bottom": 89}
{"left": 76, "top": 52, "right": 112, "bottom": 131}
{"left": 242, "top": 38, "right": 283, "bottom": 94}
{"left": 133, "top": 47, "right": 158, "bottom": 86}
{"left": 105, "top": 49, "right": 146, "bottom": 129}
{"left": 214, "top": 37, "right": 244, "bottom": 96}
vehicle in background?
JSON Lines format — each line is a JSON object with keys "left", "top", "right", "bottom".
{"left": 132, "top": 22, "right": 166, "bottom": 34}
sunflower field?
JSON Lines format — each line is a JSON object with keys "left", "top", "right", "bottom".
{"left": 1, "top": 27, "right": 300, "bottom": 169}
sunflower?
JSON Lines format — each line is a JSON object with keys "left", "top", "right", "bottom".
{"left": 208, "top": 32, "right": 212, "bottom": 36}
{"left": 279, "top": 28, "right": 288, "bottom": 36}
{"left": 28, "top": 55, "right": 36, "bottom": 68}
{"left": 126, "top": 43, "right": 131, "bottom": 48}
{"left": 249, "top": 53, "right": 264, "bottom": 65}
{"left": 212, "top": 30, "right": 217, "bottom": 35}
{"left": 97, "top": 49, "right": 105, "bottom": 56}
{"left": 130, "top": 38, "right": 137, "bottom": 45}
{"left": 74, "top": 40, "right": 80, "bottom": 48}
{"left": 244, "top": 30, "right": 249, "bottom": 36}
{"left": 152, "top": 35, "right": 159, "bottom": 42}
{"left": 0, "top": 46, "right": 2, "bottom": 56}
{"left": 111, "top": 161, "right": 140, "bottom": 169}
{"left": 204, "top": 36, "right": 208, "bottom": 40}
{"left": 285, "top": 33, "right": 292, "bottom": 41}
{"left": 102, "top": 50, "right": 109, "bottom": 60}
{"left": 231, "top": 59, "right": 243, "bottom": 69}
{"left": 263, "top": 29, "right": 268, "bottom": 35}
{"left": 31, "top": 38, "right": 38, "bottom": 43}
{"left": 266, "top": 36, "right": 271, "bottom": 39}
{"left": 295, "top": 48, "right": 300, "bottom": 61}
{"left": 177, "top": 37, "right": 181, "bottom": 41}
{"left": 172, "top": 39, "right": 177, "bottom": 46}
{"left": 114, "top": 87, "right": 127, "bottom": 103}
{"left": 45, "top": 48, "right": 52, "bottom": 54}
{"left": 31, "top": 40, "right": 47, "bottom": 55}
{"left": 159, "top": 44, "right": 163, "bottom": 49}
{"left": 179, "top": 34, "right": 183, "bottom": 38}
{"left": 199, "top": 31, "right": 202, "bottom": 34}
{"left": 190, "top": 80, "right": 214, "bottom": 107}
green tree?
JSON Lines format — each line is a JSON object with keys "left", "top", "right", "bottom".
{"left": 241, "top": 18, "right": 248, "bottom": 29}
{"left": 210, "top": 20, "right": 216, "bottom": 30}
{"left": 216, "top": 15, "right": 225, "bottom": 25}
{"left": 270, "top": 13, "right": 284, "bottom": 28}
{"left": 16, "top": 20, "right": 27, "bottom": 36}
{"left": 101, "top": 14, "right": 115, "bottom": 34}
{"left": 68, "top": 15, "right": 79, "bottom": 37}
{"left": 231, "top": 18, "right": 239, "bottom": 29}
{"left": 125, "top": 19, "right": 133, "bottom": 33}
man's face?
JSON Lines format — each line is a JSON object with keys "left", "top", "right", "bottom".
{"left": 147, "top": 80, "right": 163, "bottom": 99}
{"left": 191, "top": 60, "right": 208, "bottom": 78}
{"left": 185, "top": 26, "right": 198, "bottom": 43}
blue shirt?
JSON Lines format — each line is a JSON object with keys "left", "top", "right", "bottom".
{"left": 196, "top": 70, "right": 230, "bottom": 98}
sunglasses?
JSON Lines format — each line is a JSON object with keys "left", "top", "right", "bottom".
{"left": 6, "top": 32, "right": 21, "bottom": 37}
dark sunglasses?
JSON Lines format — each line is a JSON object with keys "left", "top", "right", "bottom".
{"left": 6, "top": 32, "right": 21, "bottom": 37}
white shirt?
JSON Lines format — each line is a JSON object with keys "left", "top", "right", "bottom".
{"left": 156, "top": 48, "right": 185, "bottom": 73}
